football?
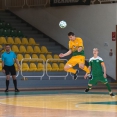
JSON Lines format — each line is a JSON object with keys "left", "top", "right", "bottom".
{"left": 59, "top": 20, "right": 67, "bottom": 28}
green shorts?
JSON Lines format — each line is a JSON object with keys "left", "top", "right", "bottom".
{"left": 88, "top": 75, "right": 108, "bottom": 85}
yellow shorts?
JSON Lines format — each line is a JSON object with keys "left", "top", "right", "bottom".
{"left": 66, "top": 55, "right": 85, "bottom": 67}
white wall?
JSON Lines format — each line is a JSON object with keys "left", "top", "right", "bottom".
{"left": 11, "top": 4, "right": 117, "bottom": 79}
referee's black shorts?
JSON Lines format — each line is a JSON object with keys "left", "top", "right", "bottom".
{"left": 4, "top": 65, "right": 16, "bottom": 75}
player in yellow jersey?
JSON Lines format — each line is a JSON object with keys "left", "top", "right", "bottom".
{"left": 59, "top": 32, "right": 91, "bottom": 80}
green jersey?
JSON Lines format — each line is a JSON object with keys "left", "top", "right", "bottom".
{"left": 89, "top": 56, "right": 104, "bottom": 76}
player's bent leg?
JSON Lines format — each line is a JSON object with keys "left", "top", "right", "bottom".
{"left": 64, "top": 65, "right": 78, "bottom": 80}
{"left": 79, "top": 63, "right": 92, "bottom": 79}
{"left": 104, "top": 82, "right": 115, "bottom": 97}
{"left": 85, "top": 77, "right": 97, "bottom": 93}
{"left": 64, "top": 65, "right": 76, "bottom": 74}
{"left": 79, "top": 63, "right": 89, "bottom": 73}
{"left": 100, "top": 76, "right": 115, "bottom": 97}
{"left": 85, "top": 84, "right": 92, "bottom": 92}
{"left": 104, "top": 82, "right": 111, "bottom": 92}
{"left": 65, "top": 56, "right": 80, "bottom": 80}
{"left": 5, "top": 75, "right": 10, "bottom": 92}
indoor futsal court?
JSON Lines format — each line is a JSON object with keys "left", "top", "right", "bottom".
{"left": 0, "top": 88, "right": 117, "bottom": 117}
{"left": 0, "top": 0, "right": 117, "bottom": 117}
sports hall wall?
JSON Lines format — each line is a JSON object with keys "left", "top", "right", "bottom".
{"left": 11, "top": 4, "right": 117, "bottom": 80}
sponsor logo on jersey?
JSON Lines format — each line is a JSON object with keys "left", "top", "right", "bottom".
{"left": 96, "top": 60, "right": 99, "bottom": 62}
{"left": 73, "top": 45, "right": 76, "bottom": 48}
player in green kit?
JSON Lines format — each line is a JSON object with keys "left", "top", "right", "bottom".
{"left": 84, "top": 48, "right": 115, "bottom": 97}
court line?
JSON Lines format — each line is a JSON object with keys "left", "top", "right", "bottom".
{"left": 0, "top": 90, "right": 116, "bottom": 96}
{"left": 0, "top": 95, "right": 116, "bottom": 112}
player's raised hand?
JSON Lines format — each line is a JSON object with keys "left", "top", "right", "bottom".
{"left": 59, "top": 53, "right": 64, "bottom": 58}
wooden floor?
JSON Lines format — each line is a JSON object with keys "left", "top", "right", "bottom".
{"left": 0, "top": 89, "right": 117, "bottom": 117}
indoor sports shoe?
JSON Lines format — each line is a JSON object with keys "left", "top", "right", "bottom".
{"left": 110, "top": 93, "right": 115, "bottom": 98}
{"left": 73, "top": 70, "right": 78, "bottom": 80}
{"left": 85, "top": 88, "right": 89, "bottom": 92}
{"left": 5, "top": 89, "right": 9, "bottom": 92}
{"left": 15, "top": 89, "right": 20, "bottom": 92}
{"left": 87, "top": 74, "right": 92, "bottom": 79}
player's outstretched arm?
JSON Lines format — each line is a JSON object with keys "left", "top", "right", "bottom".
{"left": 101, "top": 62, "right": 107, "bottom": 78}
{"left": 59, "top": 50, "right": 72, "bottom": 58}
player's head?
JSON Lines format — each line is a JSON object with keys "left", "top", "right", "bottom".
{"left": 93, "top": 48, "right": 99, "bottom": 56}
{"left": 68, "top": 32, "right": 76, "bottom": 41}
{"left": 5, "top": 44, "right": 11, "bottom": 52}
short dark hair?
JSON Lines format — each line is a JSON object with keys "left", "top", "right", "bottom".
{"left": 5, "top": 44, "right": 10, "bottom": 47}
{"left": 68, "top": 32, "right": 75, "bottom": 36}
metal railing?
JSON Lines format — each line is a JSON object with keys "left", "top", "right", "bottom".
{"left": 0, "top": 57, "right": 88, "bottom": 80}
{"left": 46, "top": 59, "right": 68, "bottom": 80}
{"left": 90, "top": 0, "right": 96, "bottom": 4}
{"left": 21, "top": 58, "right": 45, "bottom": 80}
{"left": 26, "top": 0, "right": 49, "bottom": 7}
{"left": 5, "top": 0, "right": 25, "bottom": 8}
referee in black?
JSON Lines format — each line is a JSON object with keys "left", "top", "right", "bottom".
{"left": 1, "top": 44, "right": 20, "bottom": 92}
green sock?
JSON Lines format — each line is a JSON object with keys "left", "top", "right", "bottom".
{"left": 105, "top": 83, "right": 111, "bottom": 92}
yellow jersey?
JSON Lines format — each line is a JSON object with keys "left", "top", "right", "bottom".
{"left": 69, "top": 37, "right": 84, "bottom": 56}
